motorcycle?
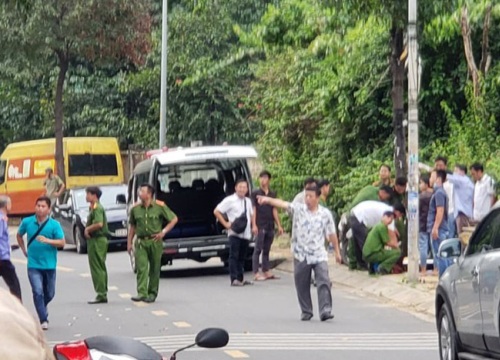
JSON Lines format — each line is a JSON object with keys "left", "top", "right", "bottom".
{"left": 53, "top": 327, "right": 229, "bottom": 360}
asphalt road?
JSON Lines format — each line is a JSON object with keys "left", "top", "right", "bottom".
{"left": 3, "top": 240, "right": 439, "bottom": 360}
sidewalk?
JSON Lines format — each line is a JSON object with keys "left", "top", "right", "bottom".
{"left": 270, "top": 247, "right": 437, "bottom": 318}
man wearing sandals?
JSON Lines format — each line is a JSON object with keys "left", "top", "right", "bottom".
{"left": 258, "top": 185, "right": 341, "bottom": 321}
{"left": 251, "top": 170, "right": 284, "bottom": 281}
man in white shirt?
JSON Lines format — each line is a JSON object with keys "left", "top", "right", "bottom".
{"left": 214, "top": 179, "right": 254, "bottom": 287}
{"left": 349, "top": 200, "right": 406, "bottom": 270}
{"left": 470, "top": 163, "right": 497, "bottom": 222}
{"left": 257, "top": 185, "right": 341, "bottom": 322}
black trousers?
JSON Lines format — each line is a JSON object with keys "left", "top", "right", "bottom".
{"left": 0, "top": 260, "right": 22, "bottom": 301}
{"left": 229, "top": 236, "right": 249, "bottom": 282}
{"left": 348, "top": 216, "right": 368, "bottom": 269}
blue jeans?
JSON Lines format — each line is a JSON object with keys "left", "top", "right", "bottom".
{"left": 429, "top": 229, "right": 452, "bottom": 277}
{"left": 28, "top": 268, "right": 56, "bottom": 323}
{"left": 418, "top": 232, "right": 430, "bottom": 269}
{"left": 448, "top": 215, "right": 456, "bottom": 238}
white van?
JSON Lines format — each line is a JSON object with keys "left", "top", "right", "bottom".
{"left": 127, "top": 145, "right": 258, "bottom": 270}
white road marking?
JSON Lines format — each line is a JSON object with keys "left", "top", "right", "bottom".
{"left": 133, "top": 301, "right": 149, "bottom": 308}
{"left": 119, "top": 293, "right": 131, "bottom": 299}
{"left": 151, "top": 310, "right": 168, "bottom": 316}
{"left": 48, "top": 332, "right": 438, "bottom": 352}
{"left": 225, "top": 350, "right": 249, "bottom": 358}
{"left": 172, "top": 321, "right": 191, "bottom": 328}
{"left": 79, "top": 273, "right": 91, "bottom": 278}
{"left": 108, "top": 286, "right": 118, "bottom": 291}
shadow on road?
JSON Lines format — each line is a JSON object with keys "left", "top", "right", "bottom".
{"left": 159, "top": 256, "right": 288, "bottom": 278}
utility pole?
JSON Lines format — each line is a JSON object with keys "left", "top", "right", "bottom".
{"left": 159, "top": 0, "right": 168, "bottom": 148}
{"left": 407, "top": 0, "right": 420, "bottom": 283}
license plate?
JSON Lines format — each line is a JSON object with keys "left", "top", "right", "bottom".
{"left": 200, "top": 251, "right": 217, "bottom": 257}
{"left": 115, "top": 229, "right": 128, "bottom": 237}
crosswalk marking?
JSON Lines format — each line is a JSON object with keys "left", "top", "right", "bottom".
{"left": 225, "top": 350, "right": 249, "bottom": 358}
{"left": 108, "top": 286, "right": 118, "bottom": 291}
{"left": 48, "top": 332, "right": 438, "bottom": 353}
{"left": 119, "top": 293, "right": 131, "bottom": 299}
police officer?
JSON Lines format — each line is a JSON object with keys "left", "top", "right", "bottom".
{"left": 127, "top": 183, "right": 178, "bottom": 303}
{"left": 84, "top": 186, "right": 109, "bottom": 304}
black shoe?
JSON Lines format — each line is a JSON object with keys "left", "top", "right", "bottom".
{"left": 320, "top": 313, "right": 334, "bottom": 321}
{"left": 143, "top": 297, "right": 156, "bottom": 303}
{"left": 131, "top": 296, "right": 146, "bottom": 302}
{"left": 301, "top": 313, "right": 313, "bottom": 321}
{"left": 88, "top": 298, "right": 108, "bottom": 304}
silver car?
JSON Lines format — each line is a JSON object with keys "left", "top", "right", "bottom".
{"left": 435, "top": 206, "right": 500, "bottom": 360}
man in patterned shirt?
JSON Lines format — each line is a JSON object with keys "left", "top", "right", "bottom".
{"left": 258, "top": 185, "right": 341, "bottom": 321}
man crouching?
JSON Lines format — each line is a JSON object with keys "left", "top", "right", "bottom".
{"left": 362, "top": 211, "right": 400, "bottom": 275}
{"left": 257, "top": 185, "right": 341, "bottom": 321}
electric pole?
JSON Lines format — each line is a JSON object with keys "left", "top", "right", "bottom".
{"left": 407, "top": 0, "right": 420, "bottom": 282}
{"left": 159, "top": 0, "right": 168, "bottom": 148}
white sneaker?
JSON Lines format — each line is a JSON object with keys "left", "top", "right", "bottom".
{"left": 41, "top": 321, "right": 48, "bottom": 330}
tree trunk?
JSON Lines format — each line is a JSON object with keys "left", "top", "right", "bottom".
{"left": 391, "top": 26, "right": 406, "bottom": 178}
{"left": 55, "top": 52, "right": 69, "bottom": 183}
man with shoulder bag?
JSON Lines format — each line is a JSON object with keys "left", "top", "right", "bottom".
{"left": 214, "top": 179, "right": 254, "bottom": 287}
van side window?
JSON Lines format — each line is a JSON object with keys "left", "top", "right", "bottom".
{"left": 0, "top": 160, "right": 5, "bottom": 184}
{"left": 69, "top": 154, "right": 118, "bottom": 176}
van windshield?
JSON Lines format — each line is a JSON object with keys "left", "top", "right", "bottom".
{"left": 156, "top": 159, "right": 250, "bottom": 195}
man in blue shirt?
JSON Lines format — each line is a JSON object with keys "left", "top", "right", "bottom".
{"left": 427, "top": 170, "right": 450, "bottom": 277}
{"left": 447, "top": 164, "right": 474, "bottom": 236}
{"left": 0, "top": 195, "right": 22, "bottom": 301}
{"left": 16, "top": 196, "right": 65, "bottom": 330}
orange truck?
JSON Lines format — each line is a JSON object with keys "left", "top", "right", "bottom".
{"left": 0, "top": 137, "right": 124, "bottom": 215}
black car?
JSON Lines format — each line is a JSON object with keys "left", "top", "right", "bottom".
{"left": 53, "top": 184, "right": 128, "bottom": 254}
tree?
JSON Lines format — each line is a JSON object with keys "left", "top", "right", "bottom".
{"left": 0, "top": 0, "right": 151, "bottom": 181}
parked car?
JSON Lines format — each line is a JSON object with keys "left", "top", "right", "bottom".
{"left": 126, "top": 145, "right": 257, "bottom": 271}
{"left": 435, "top": 206, "right": 500, "bottom": 360}
{"left": 53, "top": 184, "right": 128, "bottom": 254}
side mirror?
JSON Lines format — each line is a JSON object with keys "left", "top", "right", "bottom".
{"left": 57, "top": 204, "right": 71, "bottom": 211}
{"left": 116, "top": 194, "right": 127, "bottom": 205}
{"left": 195, "top": 328, "right": 229, "bottom": 349}
{"left": 438, "top": 238, "right": 462, "bottom": 259}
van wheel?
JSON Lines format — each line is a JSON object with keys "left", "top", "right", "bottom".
{"left": 438, "top": 303, "right": 460, "bottom": 360}
{"left": 75, "top": 229, "right": 87, "bottom": 254}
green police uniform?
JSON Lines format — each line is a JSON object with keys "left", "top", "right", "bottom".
{"left": 87, "top": 202, "right": 109, "bottom": 301}
{"left": 129, "top": 201, "right": 176, "bottom": 300}
{"left": 347, "top": 185, "right": 380, "bottom": 270}
{"left": 362, "top": 222, "right": 401, "bottom": 273}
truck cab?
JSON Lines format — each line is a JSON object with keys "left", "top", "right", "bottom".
{"left": 127, "top": 145, "right": 258, "bottom": 270}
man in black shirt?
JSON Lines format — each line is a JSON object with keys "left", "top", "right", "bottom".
{"left": 251, "top": 170, "right": 284, "bottom": 281}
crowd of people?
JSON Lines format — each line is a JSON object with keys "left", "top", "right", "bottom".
{"left": 1, "top": 157, "right": 497, "bottom": 333}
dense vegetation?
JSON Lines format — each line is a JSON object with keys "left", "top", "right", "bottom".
{"left": 1, "top": 0, "right": 499, "bottom": 210}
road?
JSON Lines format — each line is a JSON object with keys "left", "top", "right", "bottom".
{"left": 3, "top": 241, "right": 439, "bottom": 360}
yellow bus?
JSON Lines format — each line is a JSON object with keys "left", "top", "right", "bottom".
{"left": 0, "top": 137, "right": 124, "bottom": 215}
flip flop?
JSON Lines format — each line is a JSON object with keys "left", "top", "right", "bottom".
{"left": 265, "top": 274, "right": 281, "bottom": 280}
